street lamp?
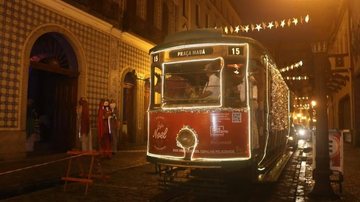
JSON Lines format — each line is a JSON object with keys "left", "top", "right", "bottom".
{"left": 308, "top": 42, "right": 338, "bottom": 200}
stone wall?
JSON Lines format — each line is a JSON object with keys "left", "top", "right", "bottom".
{"left": 0, "top": 0, "right": 151, "bottom": 159}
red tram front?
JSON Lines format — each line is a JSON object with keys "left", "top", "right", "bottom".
{"left": 147, "top": 30, "right": 290, "bottom": 179}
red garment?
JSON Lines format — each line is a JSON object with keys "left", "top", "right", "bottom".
{"left": 97, "top": 99, "right": 112, "bottom": 157}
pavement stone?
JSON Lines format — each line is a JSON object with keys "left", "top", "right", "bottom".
{"left": 0, "top": 145, "right": 148, "bottom": 200}
{"left": 303, "top": 142, "right": 360, "bottom": 202}
{"left": 2, "top": 143, "right": 360, "bottom": 201}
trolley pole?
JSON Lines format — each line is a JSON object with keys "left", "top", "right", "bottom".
{"left": 309, "top": 41, "right": 338, "bottom": 200}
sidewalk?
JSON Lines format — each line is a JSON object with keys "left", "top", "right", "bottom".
{"left": 0, "top": 144, "right": 147, "bottom": 200}
{"left": 303, "top": 142, "right": 360, "bottom": 201}
{"left": 341, "top": 143, "right": 360, "bottom": 200}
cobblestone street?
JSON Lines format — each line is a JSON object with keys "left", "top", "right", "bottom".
{"left": 0, "top": 0, "right": 359, "bottom": 201}
{"left": 1, "top": 142, "right": 360, "bottom": 201}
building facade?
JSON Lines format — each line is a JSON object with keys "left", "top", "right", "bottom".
{"left": 0, "top": 0, "right": 240, "bottom": 159}
{"left": 349, "top": 0, "right": 360, "bottom": 146}
{"left": 327, "top": 0, "right": 360, "bottom": 146}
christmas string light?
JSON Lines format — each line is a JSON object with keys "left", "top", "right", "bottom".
{"left": 285, "top": 76, "right": 308, "bottom": 81}
{"left": 221, "top": 14, "right": 310, "bottom": 34}
{"left": 293, "top": 104, "right": 310, "bottom": 109}
{"left": 295, "top": 97, "right": 309, "bottom": 100}
{"left": 279, "top": 61, "right": 303, "bottom": 73}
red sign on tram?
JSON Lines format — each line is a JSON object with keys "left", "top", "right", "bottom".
{"left": 148, "top": 110, "right": 249, "bottom": 159}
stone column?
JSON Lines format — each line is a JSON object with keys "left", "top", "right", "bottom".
{"left": 309, "top": 41, "right": 338, "bottom": 200}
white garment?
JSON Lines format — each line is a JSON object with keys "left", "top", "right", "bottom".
{"left": 237, "top": 81, "right": 246, "bottom": 102}
{"left": 237, "top": 79, "right": 258, "bottom": 102}
{"left": 251, "top": 85, "right": 258, "bottom": 100}
{"left": 203, "top": 74, "right": 220, "bottom": 99}
{"left": 81, "top": 131, "right": 93, "bottom": 151}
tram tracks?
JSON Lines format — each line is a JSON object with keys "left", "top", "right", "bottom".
{"left": 153, "top": 148, "right": 303, "bottom": 201}
{"left": 154, "top": 167, "right": 253, "bottom": 201}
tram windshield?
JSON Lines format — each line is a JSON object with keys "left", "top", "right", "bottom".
{"left": 162, "top": 59, "right": 221, "bottom": 108}
{"left": 155, "top": 58, "right": 248, "bottom": 108}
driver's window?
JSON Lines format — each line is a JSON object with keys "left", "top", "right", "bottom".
{"left": 224, "top": 63, "right": 247, "bottom": 108}
{"left": 152, "top": 66, "right": 162, "bottom": 108}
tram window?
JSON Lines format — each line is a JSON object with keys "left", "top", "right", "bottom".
{"left": 224, "top": 64, "right": 247, "bottom": 108}
{"left": 152, "top": 66, "right": 162, "bottom": 108}
{"left": 161, "top": 59, "right": 221, "bottom": 107}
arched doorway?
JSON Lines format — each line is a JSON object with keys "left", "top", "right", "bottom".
{"left": 339, "top": 95, "right": 351, "bottom": 130}
{"left": 27, "top": 32, "right": 78, "bottom": 153}
{"left": 122, "top": 71, "right": 136, "bottom": 144}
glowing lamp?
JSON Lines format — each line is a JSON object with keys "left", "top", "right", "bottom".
{"left": 298, "top": 129, "right": 306, "bottom": 136}
{"left": 311, "top": 100, "right": 317, "bottom": 107}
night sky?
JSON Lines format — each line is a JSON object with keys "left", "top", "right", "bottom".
{"left": 230, "top": 0, "right": 342, "bottom": 96}
{"left": 230, "top": 0, "right": 341, "bottom": 43}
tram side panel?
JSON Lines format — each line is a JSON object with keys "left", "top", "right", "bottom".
{"left": 266, "top": 67, "right": 290, "bottom": 155}
{"left": 148, "top": 110, "right": 250, "bottom": 160}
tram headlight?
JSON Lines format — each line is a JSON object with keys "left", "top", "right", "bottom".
{"left": 176, "top": 129, "right": 197, "bottom": 149}
{"left": 176, "top": 126, "right": 198, "bottom": 160}
{"left": 295, "top": 127, "right": 311, "bottom": 140}
{"left": 298, "top": 129, "right": 306, "bottom": 137}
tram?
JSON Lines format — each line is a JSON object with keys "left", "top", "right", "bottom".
{"left": 147, "top": 29, "right": 291, "bottom": 182}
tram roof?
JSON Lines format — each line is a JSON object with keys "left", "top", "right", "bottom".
{"left": 150, "top": 29, "right": 269, "bottom": 54}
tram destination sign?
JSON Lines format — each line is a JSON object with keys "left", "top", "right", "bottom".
{"left": 169, "top": 47, "right": 213, "bottom": 58}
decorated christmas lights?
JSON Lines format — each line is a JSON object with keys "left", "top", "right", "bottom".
{"left": 270, "top": 68, "right": 289, "bottom": 131}
{"left": 279, "top": 61, "right": 303, "bottom": 73}
{"left": 284, "top": 76, "right": 308, "bottom": 81}
{"left": 293, "top": 104, "right": 310, "bottom": 109}
{"left": 221, "top": 14, "right": 310, "bottom": 34}
{"left": 295, "top": 97, "right": 309, "bottom": 100}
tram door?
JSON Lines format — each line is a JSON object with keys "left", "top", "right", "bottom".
{"left": 144, "top": 80, "right": 150, "bottom": 143}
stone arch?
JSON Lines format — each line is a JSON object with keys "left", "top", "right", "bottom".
{"left": 119, "top": 67, "right": 137, "bottom": 144}
{"left": 20, "top": 24, "right": 87, "bottom": 131}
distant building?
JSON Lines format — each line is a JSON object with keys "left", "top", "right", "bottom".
{"left": 0, "top": 0, "right": 241, "bottom": 159}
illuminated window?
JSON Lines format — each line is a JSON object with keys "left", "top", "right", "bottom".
{"left": 182, "top": 0, "right": 187, "bottom": 18}
{"left": 136, "top": 0, "right": 147, "bottom": 20}
{"left": 152, "top": 66, "right": 162, "bottom": 108}
{"left": 223, "top": 63, "right": 247, "bottom": 108}
{"left": 154, "top": 0, "right": 162, "bottom": 29}
{"left": 195, "top": 4, "right": 200, "bottom": 27}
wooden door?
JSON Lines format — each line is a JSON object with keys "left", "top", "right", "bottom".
{"left": 53, "top": 76, "right": 78, "bottom": 151}
{"left": 123, "top": 83, "right": 135, "bottom": 143}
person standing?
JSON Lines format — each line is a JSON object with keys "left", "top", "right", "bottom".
{"left": 109, "top": 100, "right": 119, "bottom": 154}
{"left": 77, "top": 97, "right": 91, "bottom": 151}
{"left": 26, "top": 99, "right": 40, "bottom": 151}
{"left": 97, "top": 99, "right": 112, "bottom": 157}
{"left": 236, "top": 74, "right": 246, "bottom": 104}
{"left": 200, "top": 61, "right": 220, "bottom": 99}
